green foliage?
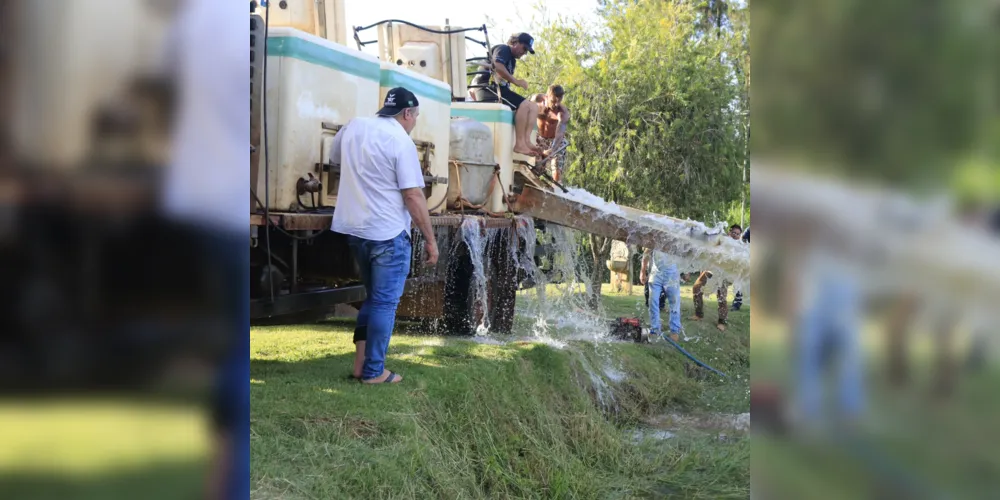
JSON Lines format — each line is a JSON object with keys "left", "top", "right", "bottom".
{"left": 752, "top": 0, "right": 999, "bottom": 189}
{"left": 520, "top": 0, "right": 749, "bottom": 222}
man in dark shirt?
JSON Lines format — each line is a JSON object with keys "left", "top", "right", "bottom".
{"left": 470, "top": 32, "right": 543, "bottom": 157}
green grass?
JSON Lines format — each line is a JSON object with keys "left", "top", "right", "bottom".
{"left": 251, "top": 284, "right": 750, "bottom": 499}
{"left": 0, "top": 399, "right": 210, "bottom": 500}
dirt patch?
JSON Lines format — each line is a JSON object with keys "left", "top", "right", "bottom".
{"left": 647, "top": 412, "right": 750, "bottom": 433}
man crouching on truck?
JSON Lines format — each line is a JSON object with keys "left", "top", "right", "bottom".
{"left": 330, "top": 87, "right": 439, "bottom": 384}
{"left": 470, "top": 32, "right": 543, "bottom": 157}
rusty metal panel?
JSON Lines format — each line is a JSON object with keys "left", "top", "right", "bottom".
{"left": 250, "top": 213, "right": 283, "bottom": 227}
{"left": 397, "top": 279, "right": 446, "bottom": 319}
{"left": 429, "top": 215, "right": 514, "bottom": 229}
{"left": 249, "top": 211, "right": 515, "bottom": 237}
{"left": 431, "top": 215, "right": 516, "bottom": 229}
{"left": 430, "top": 215, "right": 463, "bottom": 227}
{"left": 280, "top": 213, "right": 333, "bottom": 231}
{"left": 511, "top": 185, "right": 695, "bottom": 258}
{"left": 396, "top": 224, "right": 454, "bottom": 321}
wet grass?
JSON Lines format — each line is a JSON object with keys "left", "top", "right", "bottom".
{"left": 251, "top": 284, "right": 750, "bottom": 499}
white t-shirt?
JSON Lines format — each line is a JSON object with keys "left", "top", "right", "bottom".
{"left": 161, "top": 0, "right": 248, "bottom": 231}
{"left": 330, "top": 117, "right": 424, "bottom": 241}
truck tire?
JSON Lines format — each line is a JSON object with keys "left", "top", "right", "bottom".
{"left": 442, "top": 235, "right": 478, "bottom": 336}
{"left": 488, "top": 229, "right": 518, "bottom": 334}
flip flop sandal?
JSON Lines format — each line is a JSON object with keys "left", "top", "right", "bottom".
{"left": 362, "top": 371, "right": 401, "bottom": 384}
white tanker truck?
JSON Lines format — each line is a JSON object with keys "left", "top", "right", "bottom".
{"left": 246, "top": 0, "right": 751, "bottom": 329}
{"left": 0, "top": 0, "right": 749, "bottom": 333}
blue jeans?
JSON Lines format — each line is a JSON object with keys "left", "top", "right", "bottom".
{"left": 648, "top": 270, "right": 681, "bottom": 334}
{"left": 348, "top": 231, "right": 412, "bottom": 380}
{"left": 796, "top": 273, "right": 864, "bottom": 421}
{"left": 186, "top": 225, "right": 248, "bottom": 500}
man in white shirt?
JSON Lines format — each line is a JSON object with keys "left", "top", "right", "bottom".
{"left": 331, "top": 87, "right": 439, "bottom": 384}
{"left": 158, "top": 2, "right": 247, "bottom": 499}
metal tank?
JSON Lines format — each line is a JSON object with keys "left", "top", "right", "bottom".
{"left": 446, "top": 117, "right": 496, "bottom": 209}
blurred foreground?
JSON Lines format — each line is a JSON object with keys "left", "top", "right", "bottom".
{"left": 751, "top": 163, "right": 1000, "bottom": 498}
{"left": 752, "top": 0, "right": 1000, "bottom": 497}
{"left": 0, "top": 1, "right": 246, "bottom": 499}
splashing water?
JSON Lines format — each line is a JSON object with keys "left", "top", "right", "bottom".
{"left": 460, "top": 218, "right": 491, "bottom": 335}
{"left": 637, "top": 213, "right": 751, "bottom": 295}
{"left": 561, "top": 187, "right": 626, "bottom": 216}
{"left": 575, "top": 349, "right": 618, "bottom": 412}
{"left": 459, "top": 218, "right": 519, "bottom": 337}
{"left": 460, "top": 186, "right": 751, "bottom": 345}
{"left": 542, "top": 187, "right": 751, "bottom": 297}
{"left": 513, "top": 223, "right": 611, "bottom": 342}
{"left": 447, "top": 186, "right": 750, "bottom": 405}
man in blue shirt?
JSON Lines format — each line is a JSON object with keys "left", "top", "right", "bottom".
{"left": 640, "top": 248, "right": 683, "bottom": 341}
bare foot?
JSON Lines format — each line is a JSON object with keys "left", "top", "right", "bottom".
{"left": 362, "top": 370, "right": 403, "bottom": 384}
{"left": 717, "top": 324, "right": 727, "bottom": 332}
{"left": 670, "top": 333, "right": 680, "bottom": 342}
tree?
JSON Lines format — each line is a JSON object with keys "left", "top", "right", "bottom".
{"left": 752, "top": 0, "right": 996, "bottom": 190}
{"left": 520, "top": 0, "right": 749, "bottom": 307}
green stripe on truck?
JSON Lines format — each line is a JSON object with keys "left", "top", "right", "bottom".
{"left": 450, "top": 108, "right": 515, "bottom": 125}
{"left": 266, "top": 36, "right": 381, "bottom": 82}
{"left": 379, "top": 70, "right": 453, "bottom": 105}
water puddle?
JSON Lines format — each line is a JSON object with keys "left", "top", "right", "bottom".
{"left": 631, "top": 412, "right": 750, "bottom": 443}
{"left": 630, "top": 429, "right": 676, "bottom": 442}
{"left": 649, "top": 412, "right": 751, "bottom": 432}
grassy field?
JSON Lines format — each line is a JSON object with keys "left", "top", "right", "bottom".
{"left": 251, "top": 284, "right": 750, "bottom": 499}
{"left": 0, "top": 398, "right": 210, "bottom": 500}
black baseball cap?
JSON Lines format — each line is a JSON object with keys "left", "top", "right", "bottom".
{"left": 377, "top": 87, "right": 419, "bottom": 117}
{"left": 514, "top": 32, "right": 535, "bottom": 54}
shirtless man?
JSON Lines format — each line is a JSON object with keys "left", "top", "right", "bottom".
{"left": 529, "top": 85, "right": 571, "bottom": 181}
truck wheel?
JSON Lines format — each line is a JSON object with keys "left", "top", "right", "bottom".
{"left": 488, "top": 230, "right": 518, "bottom": 334}
{"left": 442, "top": 234, "right": 477, "bottom": 336}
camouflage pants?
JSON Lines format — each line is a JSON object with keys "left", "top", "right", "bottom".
{"left": 693, "top": 271, "right": 728, "bottom": 325}
{"left": 536, "top": 136, "right": 569, "bottom": 178}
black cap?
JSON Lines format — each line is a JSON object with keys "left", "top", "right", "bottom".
{"left": 377, "top": 87, "right": 419, "bottom": 117}
{"left": 514, "top": 32, "right": 535, "bottom": 54}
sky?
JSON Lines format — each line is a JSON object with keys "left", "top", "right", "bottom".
{"left": 343, "top": 0, "right": 602, "bottom": 58}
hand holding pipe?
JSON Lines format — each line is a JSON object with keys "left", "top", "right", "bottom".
{"left": 531, "top": 143, "right": 571, "bottom": 193}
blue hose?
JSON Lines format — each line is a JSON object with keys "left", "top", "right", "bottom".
{"left": 662, "top": 335, "right": 728, "bottom": 378}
